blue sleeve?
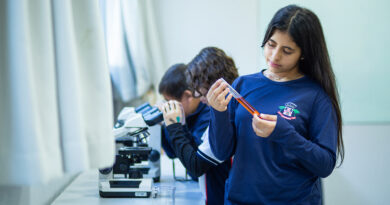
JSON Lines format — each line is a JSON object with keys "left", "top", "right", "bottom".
{"left": 268, "top": 92, "right": 338, "bottom": 178}
{"left": 166, "top": 123, "right": 214, "bottom": 177}
{"left": 209, "top": 102, "right": 237, "bottom": 161}
{"left": 190, "top": 113, "right": 210, "bottom": 145}
{"left": 161, "top": 126, "right": 177, "bottom": 159}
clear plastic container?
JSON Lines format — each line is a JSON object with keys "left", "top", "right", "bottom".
{"left": 152, "top": 185, "right": 176, "bottom": 204}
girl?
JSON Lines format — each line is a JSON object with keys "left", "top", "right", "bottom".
{"left": 207, "top": 5, "right": 344, "bottom": 204}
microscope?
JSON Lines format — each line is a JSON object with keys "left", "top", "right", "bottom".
{"left": 99, "top": 103, "right": 163, "bottom": 198}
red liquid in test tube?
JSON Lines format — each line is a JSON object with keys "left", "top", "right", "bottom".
{"left": 236, "top": 97, "right": 260, "bottom": 117}
{"left": 219, "top": 78, "right": 261, "bottom": 118}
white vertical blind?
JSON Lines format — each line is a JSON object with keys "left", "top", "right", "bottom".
{"left": 101, "top": 0, "right": 165, "bottom": 103}
{"left": 0, "top": 0, "right": 115, "bottom": 185}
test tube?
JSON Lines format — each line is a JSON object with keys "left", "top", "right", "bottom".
{"left": 219, "top": 78, "right": 261, "bottom": 117}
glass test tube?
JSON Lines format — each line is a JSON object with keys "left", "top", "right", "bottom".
{"left": 219, "top": 78, "right": 260, "bottom": 117}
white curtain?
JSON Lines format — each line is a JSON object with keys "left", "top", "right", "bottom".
{"left": 0, "top": 0, "right": 115, "bottom": 185}
{"left": 100, "top": 0, "right": 165, "bottom": 103}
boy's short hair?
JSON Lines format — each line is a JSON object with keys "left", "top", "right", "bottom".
{"left": 158, "top": 63, "right": 188, "bottom": 99}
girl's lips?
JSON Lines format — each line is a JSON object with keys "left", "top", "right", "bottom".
{"left": 269, "top": 61, "right": 281, "bottom": 67}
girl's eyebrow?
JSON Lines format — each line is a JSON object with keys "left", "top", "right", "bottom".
{"left": 269, "top": 38, "right": 295, "bottom": 51}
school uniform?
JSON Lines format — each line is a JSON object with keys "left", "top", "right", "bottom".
{"left": 162, "top": 102, "right": 210, "bottom": 158}
{"left": 209, "top": 70, "right": 338, "bottom": 204}
{"left": 166, "top": 125, "right": 231, "bottom": 205}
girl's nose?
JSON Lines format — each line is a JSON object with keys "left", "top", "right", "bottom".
{"left": 271, "top": 48, "right": 282, "bottom": 61}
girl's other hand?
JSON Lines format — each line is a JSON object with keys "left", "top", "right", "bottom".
{"left": 252, "top": 113, "right": 277, "bottom": 138}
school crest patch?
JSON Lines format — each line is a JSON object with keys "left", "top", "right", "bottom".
{"left": 277, "top": 102, "right": 300, "bottom": 120}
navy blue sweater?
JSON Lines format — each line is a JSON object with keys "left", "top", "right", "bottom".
{"left": 209, "top": 70, "right": 338, "bottom": 204}
{"left": 166, "top": 125, "right": 230, "bottom": 205}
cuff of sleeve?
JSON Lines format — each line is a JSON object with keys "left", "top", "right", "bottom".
{"left": 210, "top": 108, "right": 230, "bottom": 120}
{"left": 267, "top": 115, "right": 296, "bottom": 145}
{"left": 166, "top": 123, "right": 184, "bottom": 141}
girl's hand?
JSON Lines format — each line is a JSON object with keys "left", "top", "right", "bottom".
{"left": 206, "top": 79, "right": 233, "bottom": 112}
{"left": 252, "top": 113, "right": 277, "bottom": 138}
{"left": 162, "top": 100, "right": 185, "bottom": 126}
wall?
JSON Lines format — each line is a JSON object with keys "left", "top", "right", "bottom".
{"left": 323, "top": 124, "right": 390, "bottom": 205}
{"left": 152, "top": 0, "right": 261, "bottom": 78}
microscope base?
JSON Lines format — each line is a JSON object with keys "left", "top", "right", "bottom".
{"left": 99, "top": 178, "right": 153, "bottom": 198}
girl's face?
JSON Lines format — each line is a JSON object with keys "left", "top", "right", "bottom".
{"left": 264, "top": 30, "right": 302, "bottom": 75}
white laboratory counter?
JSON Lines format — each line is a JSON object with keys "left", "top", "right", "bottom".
{"left": 52, "top": 154, "right": 204, "bottom": 205}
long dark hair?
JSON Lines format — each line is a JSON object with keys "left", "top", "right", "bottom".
{"left": 261, "top": 5, "right": 344, "bottom": 166}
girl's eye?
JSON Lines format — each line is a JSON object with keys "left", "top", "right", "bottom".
{"left": 267, "top": 42, "right": 276, "bottom": 47}
{"left": 283, "top": 49, "right": 292, "bottom": 55}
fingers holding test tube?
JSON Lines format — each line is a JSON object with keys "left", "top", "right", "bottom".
{"left": 252, "top": 113, "right": 277, "bottom": 138}
{"left": 207, "top": 79, "right": 233, "bottom": 112}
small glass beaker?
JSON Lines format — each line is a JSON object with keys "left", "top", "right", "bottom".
{"left": 155, "top": 185, "right": 176, "bottom": 205}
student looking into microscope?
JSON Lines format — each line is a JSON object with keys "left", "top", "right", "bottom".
{"left": 159, "top": 47, "right": 238, "bottom": 205}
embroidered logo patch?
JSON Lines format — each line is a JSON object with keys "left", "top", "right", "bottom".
{"left": 277, "top": 102, "right": 300, "bottom": 120}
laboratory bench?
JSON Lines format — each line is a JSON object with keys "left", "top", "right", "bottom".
{"left": 52, "top": 154, "right": 204, "bottom": 205}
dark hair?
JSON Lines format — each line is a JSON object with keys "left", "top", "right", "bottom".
{"left": 261, "top": 5, "right": 344, "bottom": 166}
{"left": 158, "top": 63, "right": 188, "bottom": 99}
{"left": 187, "top": 47, "right": 239, "bottom": 96}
